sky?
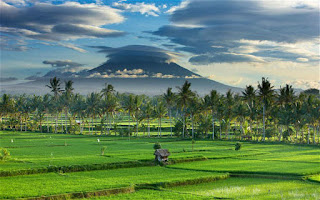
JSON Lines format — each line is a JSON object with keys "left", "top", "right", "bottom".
{"left": 0, "top": 0, "right": 319, "bottom": 89}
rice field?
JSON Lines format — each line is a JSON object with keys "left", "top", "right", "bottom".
{"left": 0, "top": 131, "right": 319, "bottom": 199}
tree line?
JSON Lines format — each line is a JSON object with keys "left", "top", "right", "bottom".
{"left": 0, "top": 77, "right": 319, "bottom": 144}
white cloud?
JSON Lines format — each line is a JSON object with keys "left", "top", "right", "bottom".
{"left": 166, "top": 1, "right": 190, "bottom": 14}
{"left": 112, "top": 2, "right": 160, "bottom": 16}
{"left": 0, "top": 1, "right": 125, "bottom": 41}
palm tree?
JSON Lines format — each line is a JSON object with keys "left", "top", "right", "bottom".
{"left": 258, "top": 77, "right": 274, "bottom": 141}
{"left": 242, "top": 85, "right": 256, "bottom": 136}
{"left": 204, "top": 90, "right": 219, "bottom": 140}
{"left": 143, "top": 101, "right": 154, "bottom": 137}
{"left": 101, "top": 83, "right": 115, "bottom": 134}
{"left": 46, "top": 77, "right": 63, "bottom": 133}
{"left": 123, "top": 94, "right": 135, "bottom": 136}
{"left": 163, "top": 87, "right": 175, "bottom": 137}
{"left": 86, "top": 92, "right": 101, "bottom": 135}
{"left": 277, "top": 84, "right": 295, "bottom": 141}
{"left": 71, "top": 94, "right": 86, "bottom": 134}
{"left": 234, "top": 101, "right": 248, "bottom": 140}
{"left": 154, "top": 101, "right": 167, "bottom": 137}
{"left": 176, "top": 81, "right": 195, "bottom": 138}
{"left": 187, "top": 97, "right": 200, "bottom": 139}
{"left": 133, "top": 95, "right": 142, "bottom": 137}
{"left": 62, "top": 80, "right": 74, "bottom": 133}
{"left": 224, "top": 90, "right": 234, "bottom": 139}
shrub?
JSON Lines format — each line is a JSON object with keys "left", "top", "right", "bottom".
{"left": 153, "top": 142, "right": 161, "bottom": 150}
{"left": 0, "top": 148, "right": 10, "bottom": 160}
{"left": 235, "top": 142, "right": 242, "bottom": 151}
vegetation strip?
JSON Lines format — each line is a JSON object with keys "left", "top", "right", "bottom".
{"left": 18, "top": 186, "right": 135, "bottom": 200}
{"left": 0, "top": 156, "right": 208, "bottom": 177}
{"left": 16, "top": 174, "right": 229, "bottom": 200}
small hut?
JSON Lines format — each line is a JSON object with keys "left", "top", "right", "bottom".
{"left": 154, "top": 149, "right": 170, "bottom": 162}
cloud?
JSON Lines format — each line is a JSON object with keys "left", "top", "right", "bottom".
{"left": 154, "top": 0, "right": 319, "bottom": 64}
{"left": 0, "top": 1, "right": 125, "bottom": 41}
{"left": 286, "top": 80, "right": 320, "bottom": 90}
{"left": 43, "top": 60, "right": 84, "bottom": 68}
{"left": 90, "top": 45, "right": 179, "bottom": 63}
{"left": 58, "top": 43, "right": 87, "bottom": 53}
{"left": 0, "top": 35, "right": 30, "bottom": 51}
{"left": 112, "top": 2, "right": 160, "bottom": 16}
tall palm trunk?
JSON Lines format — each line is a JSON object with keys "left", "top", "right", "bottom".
{"left": 182, "top": 110, "right": 185, "bottom": 138}
{"left": 169, "top": 109, "right": 172, "bottom": 137}
{"left": 65, "top": 109, "right": 68, "bottom": 134}
{"left": 212, "top": 112, "right": 215, "bottom": 140}
{"left": 148, "top": 118, "right": 150, "bottom": 137}
{"left": 55, "top": 113, "right": 58, "bottom": 133}
{"left": 191, "top": 114, "right": 194, "bottom": 139}
{"left": 313, "top": 126, "right": 316, "bottom": 144}
{"left": 136, "top": 119, "right": 139, "bottom": 137}
{"left": 46, "top": 114, "right": 49, "bottom": 133}
{"left": 262, "top": 104, "right": 266, "bottom": 141}
{"left": 160, "top": 117, "right": 162, "bottom": 137}
{"left": 279, "top": 126, "right": 283, "bottom": 142}
{"left": 307, "top": 126, "right": 310, "bottom": 144}
{"left": 219, "top": 120, "right": 222, "bottom": 139}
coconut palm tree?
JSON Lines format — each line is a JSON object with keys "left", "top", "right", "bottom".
{"left": 123, "top": 94, "right": 135, "bottom": 136}
{"left": 63, "top": 80, "right": 74, "bottom": 133}
{"left": 176, "top": 81, "right": 195, "bottom": 138}
{"left": 154, "top": 101, "right": 167, "bottom": 137}
{"left": 46, "top": 77, "right": 63, "bottom": 133}
{"left": 70, "top": 94, "right": 86, "bottom": 134}
{"left": 242, "top": 85, "right": 256, "bottom": 136}
{"left": 143, "top": 101, "right": 154, "bottom": 137}
{"left": 277, "top": 84, "right": 295, "bottom": 141}
{"left": 234, "top": 101, "right": 248, "bottom": 139}
{"left": 163, "top": 87, "right": 175, "bottom": 137}
{"left": 187, "top": 97, "right": 201, "bottom": 139}
{"left": 204, "top": 90, "right": 219, "bottom": 140}
{"left": 224, "top": 90, "right": 234, "bottom": 139}
{"left": 258, "top": 77, "right": 274, "bottom": 141}
{"left": 86, "top": 92, "right": 101, "bottom": 135}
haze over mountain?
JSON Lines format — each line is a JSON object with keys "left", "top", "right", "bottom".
{"left": 1, "top": 45, "right": 242, "bottom": 95}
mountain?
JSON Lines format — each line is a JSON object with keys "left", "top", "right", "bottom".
{"left": 1, "top": 54, "right": 243, "bottom": 95}
{"left": 88, "top": 58, "right": 198, "bottom": 78}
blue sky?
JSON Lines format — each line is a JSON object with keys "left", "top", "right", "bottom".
{"left": 0, "top": 0, "right": 319, "bottom": 89}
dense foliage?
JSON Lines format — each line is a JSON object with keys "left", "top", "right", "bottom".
{"left": 0, "top": 77, "right": 319, "bottom": 144}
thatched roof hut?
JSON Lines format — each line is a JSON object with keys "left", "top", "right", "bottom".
{"left": 154, "top": 149, "right": 170, "bottom": 162}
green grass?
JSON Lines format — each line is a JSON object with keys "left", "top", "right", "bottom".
{"left": 0, "top": 131, "right": 319, "bottom": 199}
{"left": 0, "top": 166, "right": 226, "bottom": 199}
{"left": 80, "top": 178, "right": 320, "bottom": 200}
{"left": 167, "top": 157, "right": 320, "bottom": 176}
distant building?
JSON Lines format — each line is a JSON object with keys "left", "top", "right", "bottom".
{"left": 154, "top": 149, "right": 170, "bottom": 162}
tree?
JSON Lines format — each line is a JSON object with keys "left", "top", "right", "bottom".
{"left": 154, "top": 101, "right": 167, "bottom": 137}
{"left": 204, "top": 90, "right": 219, "bottom": 140}
{"left": 224, "top": 90, "right": 234, "bottom": 139}
{"left": 242, "top": 85, "right": 257, "bottom": 136}
{"left": 163, "top": 88, "right": 175, "bottom": 137}
{"left": 277, "top": 84, "right": 295, "bottom": 141}
{"left": 46, "top": 77, "right": 63, "bottom": 133}
{"left": 143, "top": 101, "right": 154, "bottom": 137}
{"left": 86, "top": 92, "right": 101, "bottom": 135}
{"left": 258, "top": 77, "right": 274, "bottom": 141}
{"left": 176, "top": 81, "right": 195, "bottom": 138}
{"left": 123, "top": 94, "right": 135, "bottom": 136}
{"left": 234, "top": 101, "right": 248, "bottom": 139}
{"left": 63, "top": 80, "right": 74, "bottom": 133}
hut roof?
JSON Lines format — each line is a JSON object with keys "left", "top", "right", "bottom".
{"left": 154, "top": 149, "right": 170, "bottom": 157}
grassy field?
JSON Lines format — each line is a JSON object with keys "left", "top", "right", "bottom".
{"left": 0, "top": 131, "right": 319, "bottom": 199}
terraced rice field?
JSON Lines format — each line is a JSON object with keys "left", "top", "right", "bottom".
{"left": 0, "top": 131, "right": 319, "bottom": 199}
